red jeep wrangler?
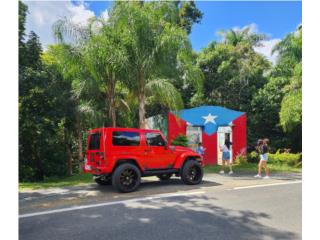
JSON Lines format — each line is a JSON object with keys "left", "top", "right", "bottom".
{"left": 84, "top": 127, "right": 204, "bottom": 192}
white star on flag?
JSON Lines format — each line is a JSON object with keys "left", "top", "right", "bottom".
{"left": 202, "top": 113, "right": 218, "bottom": 125}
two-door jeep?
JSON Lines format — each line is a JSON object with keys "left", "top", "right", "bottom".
{"left": 84, "top": 127, "right": 204, "bottom": 192}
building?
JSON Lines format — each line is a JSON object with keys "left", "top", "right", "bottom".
{"left": 146, "top": 106, "right": 247, "bottom": 165}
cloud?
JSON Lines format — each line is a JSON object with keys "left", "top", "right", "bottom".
{"left": 230, "top": 23, "right": 281, "bottom": 65}
{"left": 68, "top": 3, "right": 95, "bottom": 26}
{"left": 254, "top": 39, "right": 281, "bottom": 65}
{"left": 101, "top": 8, "right": 109, "bottom": 21}
{"left": 232, "top": 23, "right": 258, "bottom": 34}
{"left": 24, "top": 0, "right": 97, "bottom": 48}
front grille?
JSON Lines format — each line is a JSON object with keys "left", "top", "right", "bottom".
{"left": 90, "top": 153, "right": 95, "bottom": 162}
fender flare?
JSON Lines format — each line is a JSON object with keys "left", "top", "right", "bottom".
{"left": 173, "top": 152, "right": 202, "bottom": 169}
{"left": 111, "top": 157, "right": 144, "bottom": 172}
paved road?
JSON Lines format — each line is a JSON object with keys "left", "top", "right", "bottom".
{"left": 19, "top": 173, "right": 301, "bottom": 240}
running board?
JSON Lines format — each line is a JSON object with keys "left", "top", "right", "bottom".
{"left": 142, "top": 168, "right": 179, "bottom": 177}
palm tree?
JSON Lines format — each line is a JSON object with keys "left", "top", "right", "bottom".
{"left": 52, "top": 16, "right": 128, "bottom": 127}
{"left": 110, "top": 1, "right": 189, "bottom": 128}
{"left": 272, "top": 26, "right": 302, "bottom": 65}
{"left": 219, "top": 26, "right": 267, "bottom": 47}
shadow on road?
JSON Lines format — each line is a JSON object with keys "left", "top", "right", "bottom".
{"left": 19, "top": 178, "right": 221, "bottom": 213}
{"left": 20, "top": 193, "right": 300, "bottom": 240}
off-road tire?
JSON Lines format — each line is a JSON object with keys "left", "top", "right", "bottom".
{"left": 157, "top": 173, "right": 173, "bottom": 181}
{"left": 181, "top": 160, "right": 203, "bottom": 185}
{"left": 112, "top": 163, "right": 141, "bottom": 193}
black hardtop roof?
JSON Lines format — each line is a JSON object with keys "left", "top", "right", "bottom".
{"left": 88, "top": 127, "right": 162, "bottom": 133}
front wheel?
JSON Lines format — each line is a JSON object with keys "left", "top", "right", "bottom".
{"left": 181, "top": 160, "right": 203, "bottom": 185}
{"left": 112, "top": 163, "right": 141, "bottom": 193}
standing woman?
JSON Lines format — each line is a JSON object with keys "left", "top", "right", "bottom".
{"left": 219, "top": 139, "right": 233, "bottom": 175}
{"left": 254, "top": 139, "right": 270, "bottom": 179}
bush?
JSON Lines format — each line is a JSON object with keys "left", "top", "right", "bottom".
{"left": 247, "top": 151, "right": 259, "bottom": 163}
{"left": 171, "top": 134, "right": 189, "bottom": 147}
{"left": 268, "top": 152, "right": 302, "bottom": 167}
{"left": 234, "top": 154, "right": 248, "bottom": 164}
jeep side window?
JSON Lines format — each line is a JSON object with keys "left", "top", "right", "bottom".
{"left": 112, "top": 131, "right": 140, "bottom": 146}
{"left": 89, "top": 132, "right": 101, "bottom": 150}
{"left": 145, "top": 133, "right": 166, "bottom": 147}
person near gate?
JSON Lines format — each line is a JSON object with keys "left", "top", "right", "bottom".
{"left": 254, "top": 138, "right": 270, "bottom": 179}
{"left": 219, "top": 139, "right": 233, "bottom": 175}
{"left": 196, "top": 142, "right": 206, "bottom": 157}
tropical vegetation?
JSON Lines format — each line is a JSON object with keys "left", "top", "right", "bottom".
{"left": 19, "top": 1, "right": 302, "bottom": 182}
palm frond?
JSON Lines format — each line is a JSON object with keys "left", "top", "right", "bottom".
{"left": 52, "top": 17, "right": 90, "bottom": 44}
{"left": 145, "top": 78, "right": 183, "bottom": 110}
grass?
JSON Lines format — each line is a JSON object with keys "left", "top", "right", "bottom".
{"left": 19, "top": 162, "right": 301, "bottom": 191}
{"left": 19, "top": 173, "right": 93, "bottom": 190}
{"left": 204, "top": 162, "right": 302, "bottom": 174}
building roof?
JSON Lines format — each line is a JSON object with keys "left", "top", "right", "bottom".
{"left": 174, "top": 106, "right": 245, "bottom": 135}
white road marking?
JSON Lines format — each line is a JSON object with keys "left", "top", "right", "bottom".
{"left": 19, "top": 191, "right": 205, "bottom": 219}
{"left": 232, "top": 181, "right": 302, "bottom": 190}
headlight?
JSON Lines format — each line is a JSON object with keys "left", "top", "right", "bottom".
{"left": 85, "top": 165, "right": 92, "bottom": 171}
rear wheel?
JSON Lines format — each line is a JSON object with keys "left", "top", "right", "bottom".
{"left": 181, "top": 160, "right": 203, "bottom": 185}
{"left": 112, "top": 163, "right": 141, "bottom": 193}
{"left": 157, "top": 173, "right": 173, "bottom": 181}
{"left": 94, "top": 175, "right": 111, "bottom": 185}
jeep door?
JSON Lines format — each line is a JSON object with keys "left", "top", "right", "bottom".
{"left": 86, "top": 130, "right": 104, "bottom": 171}
{"left": 144, "top": 132, "right": 175, "bottom": 169}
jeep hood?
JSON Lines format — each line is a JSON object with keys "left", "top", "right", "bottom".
{"left": 173, "top": 146, "right": 196, "bottom": 153}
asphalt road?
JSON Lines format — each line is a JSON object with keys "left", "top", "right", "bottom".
{"left": 19, "top": 174, "right": 301, "bottom": 240}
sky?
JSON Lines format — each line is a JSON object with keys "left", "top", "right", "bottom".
{"left": 24, "top": 0, "right": 302, "bottom": 64}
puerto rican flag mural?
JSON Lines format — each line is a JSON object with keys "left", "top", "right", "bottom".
{"left": 167, "top": 106, "right": 247, "bottom": 165}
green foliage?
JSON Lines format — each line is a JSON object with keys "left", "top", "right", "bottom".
{"left": 247, "top": 150, "right": 302, "bottom": 167}
{"left": 171, "top": 134, "right": 189, "bottom": 147}
{"left": 268, "top": 152, "right": 302, "bottom": 167}
{"left": 218, "top": 26, "right": 267, "bottom": 47}
{"left": 247, "top": 151, "right": 259, "bottom": 163}
{"left": 177, "top": 0, "right": 203, "bottom": 34}
{"left": 280, "top": 89, "right": 302, "bottom": 132}
{"left": 274, "top": 27, "right": 302, "bottom": 135}
{"left": 234, "top": 154, "right": 248, "bottom": 165}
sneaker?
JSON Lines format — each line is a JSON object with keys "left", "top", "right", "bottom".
{"left": 228, "top": 171, "right": 233, "bottom": 175}
{"left": 263, "top": 176, "right": 270, "bottom": 179}
{"left": 254, "top": 174, "right": 262, "bottom": 178}
{"left": 219, "top": 170, "right": 225, "bottom": 174}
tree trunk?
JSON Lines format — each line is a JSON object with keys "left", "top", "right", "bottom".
{"left": 138, "top": 71, "right": 147, "bottom": 129}
{"left": 107, "top": 77, "right": 117, "bottom": 127}
{"left": 64, "top": 126, "right": 73, "bottom": 176}
{"left": 34, "top": 147, "right": 44, "bottom": 181}
{"left": 77, "top": 118, "right": 84, "bottom": 173}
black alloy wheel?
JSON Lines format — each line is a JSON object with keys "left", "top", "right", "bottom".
{"left": 112, "top": 163, "right": 141, "bottom": 193}
{"left": 181, "top": 160, "right": 203, "bottom": 185}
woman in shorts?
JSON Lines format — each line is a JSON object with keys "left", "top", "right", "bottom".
{"left": 219, "top": 139, "right": 233, "bottom": 175}
{"left": 254, "top": 139, "right": 270, "bottom": 179}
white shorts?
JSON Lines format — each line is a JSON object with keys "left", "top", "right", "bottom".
{"left": 260, "top": 154, "right": 268, "bottom": 161}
